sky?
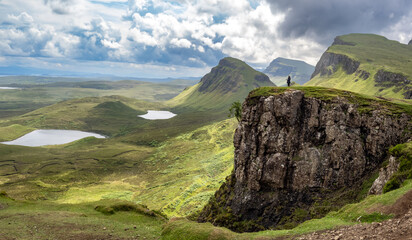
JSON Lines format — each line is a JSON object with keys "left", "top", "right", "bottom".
{"left": 0, "top": 0, "right": 411, "bottom": 78}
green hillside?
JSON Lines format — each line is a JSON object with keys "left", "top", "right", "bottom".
{"left": 0, "top": 95, "right": 162, "bottom": 138}
{"left": 168, "top": 57, "right": 274, "bottom": 111}
{"left": 264, "top": 57, "right": 314, "bottom": 86}
{"left": 306, "top": 34, "right": 412, "bottom": 100}
{"left": 0, "top": 80, "right": 192, "bottom": 119}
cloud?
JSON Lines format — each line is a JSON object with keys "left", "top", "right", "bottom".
{"left": 43, "top": 0, "right": 78, "bottom": 15}
{"left": 265, "top": 0, "right": 412, "bottom": 43}
{"left": 0, "top": 0, "right": 411, "bottom": 78}
{"left": 0, "top": 12, "right": 57, "bottom": 57}
{"left": 7, "top": 12, "right": 34, "bottom": 24}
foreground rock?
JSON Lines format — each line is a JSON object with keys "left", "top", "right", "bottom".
{"left": 368, "top": 155, "right": 400, "bottom": 195}
{"left": 198, "top": 87, "right": 411, "bottom": 232}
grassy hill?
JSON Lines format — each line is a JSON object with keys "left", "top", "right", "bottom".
{"left": 168, "top": 57, "right": 274, "bottom": 112}
{"left": 0, "top": 118, "right": 236, "bottom": 217}
{"left": 306, "top": 34, "right": 412, "bottom": 100}
{"left": 264, "top": 57, "right": 314, "bottom": 86}
{"left": 0, "top": 95, "right": 162, "bottom": 138}
{"left": 0, "top": 80, "right": 192, "bottom": 119}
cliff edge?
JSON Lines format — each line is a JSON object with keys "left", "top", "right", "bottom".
{"left": 198, "top": 86, "right": 411, "bottom": 232}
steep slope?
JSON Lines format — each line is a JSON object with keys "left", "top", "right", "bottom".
{"left": 306, "top": 34, "right": 412, "bottom": 99}
{"left": 198, "top": 86, "right": 412, "bottom": 232}
{"left": 264, "top": 57, "right": 314, "bottom": 86}
{"left": 168, "top": 57, "right": 274, "bottom": 111}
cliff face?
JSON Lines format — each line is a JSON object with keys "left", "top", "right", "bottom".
{"left": 310, "top": 52, "right": 360, "bottom": 78}
{"left": 306, "top": 34, "right": 412, "bottom": 100}
{"left": 374, "top": 70, "right": 411, "bottom": 99}
{"left": 199, "top": 88, "right": 411, "bottom": 231}
{"left": 263, "top": 57, "right": 314, "bottom": 86}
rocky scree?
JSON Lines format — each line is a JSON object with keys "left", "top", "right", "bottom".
{"left": 198, "top": 89, "right": 411, "bottom": 232}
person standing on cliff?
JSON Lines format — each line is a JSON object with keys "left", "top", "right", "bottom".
{"left": 287, "top": 75, "right": 291, "bottom": 87}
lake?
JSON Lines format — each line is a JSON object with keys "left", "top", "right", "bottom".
{"left": 1, "top": 129, "right": 106, "bottom": 147}
{"left": 0, "top": 87, "right": 20, "bottom": 90}
{"left": 138, "top": 110, "right": 176, "bottom": 120}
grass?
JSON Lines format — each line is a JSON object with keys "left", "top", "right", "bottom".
{"left": 0, "top": 124, "right": 35, "bottom": 141}
{"left": 161, "top": 180, "right": 412, "bottom": 240}
{"left": 248, "top": 86, "right": 412, "bottom": 116}
{"left": 0, "top": 196, "right": 165, "bottom": 239}
{"left": 167, "top": 57, "right": 274, "bottom": 112}
{"left": 306, "top": 33, "right": 412, "bottom": 99}
{"left": 0, "top": 79, "right": 192, "bottom": 119}
{"left": 0, "top": 117, "right": 237, "bottom": 218}
{"left": 382, "top": 142, "right": 412, "bottom": 193}
{"left": 1, "top": 95, "right": 163, "bottom": 137}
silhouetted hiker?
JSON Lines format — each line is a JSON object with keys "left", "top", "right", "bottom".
{"left": 287, "top": 75, "right": 291, "bottom": 87}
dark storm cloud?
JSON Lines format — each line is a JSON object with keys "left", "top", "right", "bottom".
{"left": 266, "top": 0, "right": 412, "bottom": 43}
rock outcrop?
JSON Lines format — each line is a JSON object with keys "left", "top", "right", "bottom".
{"left": 332, "top": 36, "right": 356, "bottom": 46}
{"left": 199, "top": 88, "right": 411, "bottom": 231}
{"left": 311, "top": 52, "right": 360, "bottom": 78}
{"left": 263, "top": 57, "right": 314, "bottom": 86}
{"left": 369, "top": 156, "right": 400, "bottom": 195}
{"left": 374, "top": 69, "right": 412, "bottom": 99}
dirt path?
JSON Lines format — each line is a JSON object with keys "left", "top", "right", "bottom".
{"left": 296, "top": 191, "right": 412, "bottom": 240}
{"left": 296, "top": 210, "right": 412, "bottom": 240}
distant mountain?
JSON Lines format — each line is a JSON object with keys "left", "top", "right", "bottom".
{"left": 169, "top": 57, "right": 275, "bottom": 111}
{"left": 306, "top": 34, "right": 412, "bottom": 99}
{"left": 263, "top": 57, "right": 314, "bottom": 86}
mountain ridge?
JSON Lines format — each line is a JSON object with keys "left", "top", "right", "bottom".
{"left": 306, "top": 33, "right": 412, "bottom": 100}
{"left": 168, "top": 57, "right": 275, "bottom": 111}
{"left": 264, "top": 57, "right": 314, "bottom": 86}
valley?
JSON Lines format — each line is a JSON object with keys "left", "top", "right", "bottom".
{"left": 0, "top": 36, "right": 412, "bottom": 240}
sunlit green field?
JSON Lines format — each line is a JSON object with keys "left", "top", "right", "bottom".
{"left": 0, "top": 117, "right": 236, "bottom": 215}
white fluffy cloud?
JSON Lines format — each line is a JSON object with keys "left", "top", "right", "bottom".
{"left": 0, "top": 0, "right": 411, "bottom": 77}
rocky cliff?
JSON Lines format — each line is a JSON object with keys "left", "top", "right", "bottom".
{"left": 264, "top": 57, "right": 314, "bottom": 86}
{"left": 306, "top": 34, "right": 412, "bottom": 100}
{"left": 198, "top": 87, "right": 411, "bottom": 232}
{"left": 168, "top": 57, "right": 274, "bottom": 111}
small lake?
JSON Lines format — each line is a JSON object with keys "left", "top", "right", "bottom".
{"left": 0, "top": 87, "right": 20, "bottom": 90}
{"left": 1, "top": 130, "right": 106, "bottom": 147}
{"left": 138, "top": 110, "right": 176, "bottom": 120}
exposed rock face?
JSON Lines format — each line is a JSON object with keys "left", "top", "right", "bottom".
{"left": 369, "top": 156, "right": 400, "bottom": 195}
{"left": 332, "top": 36, "right": 356, "bottom": 46}
{"left": 263, "top": 57, "right": 315, "bottom": 86}
{"left": 374, "top": 69, "right": 411, "bottom": 99}
{"left": 199, "top": 89, "right": 410, "bottom": 231}
{"left": 409, "top": 39, "right": 412, "bottom": 45}
{"left": 311, "top": 52, "right": 360, "bottom": 78}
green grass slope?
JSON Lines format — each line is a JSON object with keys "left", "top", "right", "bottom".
{"left": 0, "top": 80, "right": 192, "bottom": 119}
{"left": 264, "top": 57, "right": 314, "bottom": 86}
{"left": 306, "top": 34, "right": 412, "bottom": 100}
{"left": 0, "top": 95, "right": 163, "bottom": 137}
{"left": 0, "top": 118, "right": 236, "bottom": 218}
{"left": 168, "top": 57, "right": 274, "bottom": 112}
{"left": 0, "top": 195, "right": 166, "bottom": 239}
